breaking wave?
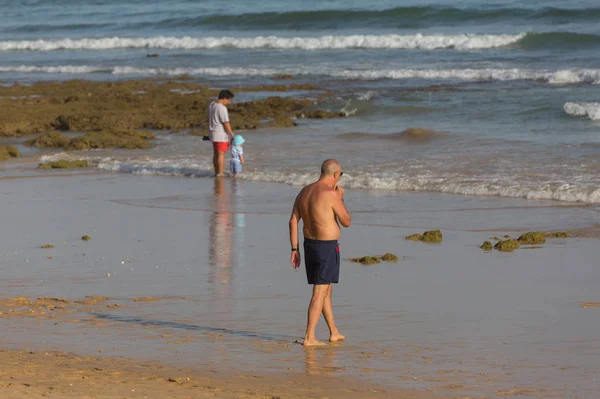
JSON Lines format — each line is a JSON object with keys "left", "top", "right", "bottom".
{"left": 0, "top": 33, "right": 525, "bottom": 51}
{"left": 564, "top": 102, "right": 600, "bottom": 120}
{"left": 41, "top": 154, "right": 600, "bottom": 204}
{"left": 3, "top": 64, "right": 600, "bottom": 85}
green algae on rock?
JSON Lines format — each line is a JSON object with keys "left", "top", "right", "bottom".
{"left": 0, "top": 78, "right": 344, "bottom": 138}
{"left": 380, "top": 253, "right": 399, "bottom": 262}
{"left": 480, "top": 241, "right": 493, "bottom": 251}
{"left": 405, "top": 230, "right": 443, "bottom": 243}
{"left": 546, "top": 231, "right": 570, "bottom": 238}
{"left": 24, "top": 132, "right": 71, "bottom": 148}
{"left": 81, "top": 235, "right": 91, "bottom": 241}
{"left": 421, "top": 230, "right": 443, "bottom": 243}
{"left": 39, "top": 160, "right": 88, "bottom": 169}
{"left": 68, "top": 130, "right": 154, "bottom": 150}
{"left": 494, "top": 239, "right": 520, "bottom": 252}
{"left": 349, "top": 256, "right": 381, "bottom": 265}
{"left": 517, "top": 232, "right": 547, "bottom": 245}
{"left": 25, "top": 130, "right": 154, "bottom": 150}
{"left": 405, "top": 234, "right": 423, "bottom": 241}
{"left": 348, "top": 253, "right": 399, "bottom": 264}
{"left": 0, "top": 145, "right": 19, "bottom": 160}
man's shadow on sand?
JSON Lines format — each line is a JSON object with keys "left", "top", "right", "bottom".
{"left": 91, "top": 313, "right": 296, "bottom": 343}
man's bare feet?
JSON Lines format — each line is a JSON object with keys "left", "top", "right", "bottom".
{"left": 330, "top": 332, "right": 345, "bottom": 343}
{"left": 303, "top": 337, "right": 327, "bottom": 347}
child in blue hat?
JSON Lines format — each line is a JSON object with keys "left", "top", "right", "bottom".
{"left": 230, "top": 135, "right": 245, "bottom": 176}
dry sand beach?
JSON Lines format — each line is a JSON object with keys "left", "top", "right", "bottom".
{"left": 0, "top": 164, "right": 599, "bottom": 398}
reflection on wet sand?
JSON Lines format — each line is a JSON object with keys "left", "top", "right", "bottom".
{"left": 208, "top": 178, "right": 246, "bottom": 297}
{"left": 305, "top": 347, "right": 343, "bottom": 376}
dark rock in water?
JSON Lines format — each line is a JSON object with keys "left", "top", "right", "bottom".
{"left": 494, "top": 239, "right": 520, "bottom": 252}
{"left": 272, "top": 74, "right": 295, "bottom": 80}
{"left": 297, "top": 110, "right": 345, "bottom": 119}
{"left": 517, "top": 232, "right": 547, "bottom": 245}
{"left": 146, "top": 53, "right": 159, "bottom": 58}
{"left": 480, "top": 241, "right": 493, "bottom": 251}
{"left": 0, "top": 144, "right": 19, "bottom": 159}
{"left": 394, "top": 128, "right": 444, "bottom": 143}
{"left": 81, "top": 235, "right": 91, "bottom": 241}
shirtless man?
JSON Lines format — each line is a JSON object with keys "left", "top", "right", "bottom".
{"left": 289, "top": 159, "right": 351, "bottom": 346}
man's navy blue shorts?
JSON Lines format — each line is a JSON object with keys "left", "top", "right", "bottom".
{"left": 303, "top": 238, "right": 340, "bottom": 285}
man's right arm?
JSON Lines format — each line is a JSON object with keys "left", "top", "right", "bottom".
{"left": 331, "top": 187, "right": 351, "bottom": 228}
{"left": 289, "top": 195, "right": 302, "bottom": 268}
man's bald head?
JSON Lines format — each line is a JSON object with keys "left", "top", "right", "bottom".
{"left": 320, "top": 159, "right": 342, "bottom": 177}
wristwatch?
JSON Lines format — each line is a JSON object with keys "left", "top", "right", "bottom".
{"left": 291, "top": 248, "right": 299, "bottom": 252}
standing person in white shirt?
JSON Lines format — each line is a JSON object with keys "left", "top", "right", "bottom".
{"left": 208, "top": 90, "right": 235, "bottom": 177}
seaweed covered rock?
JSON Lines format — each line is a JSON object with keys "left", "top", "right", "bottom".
{"left": 422, "top": 230, "right": 443, "bottom": 243}
{"left": 494, "top": 239, "right": 520, "bottom": 252}
{"left": 0, "top": 145, "right": 19, "bottom": 160}
{"left": 24, "top": 132, "right": 72, "bottom": 148}
{"left": 39, "top": 160, "right": 88, "bottom": 169}
{"left": 297, "top": 110, "right": 346, "bottom": 119}
{"left": 81, "top": 235, "right": 91, "bottom": 241}
{"left": 405, "top": 230, "right": 443, "bottom": 243}
{"left": 405, "top": 234, "right": 423, "bottom": 241}
{"left": 517, "top": 232, "right": 547, "bottom": 245}
{"left": 480, "top": 241, "right": 493, "bottom": 251}
{"left": 0, "top": 78, "right": 346, "bottom": 137}
{"left": 546, "top": 231, "right": 570, "bottom": 238}
{"left": 348, "top": 253, "right": 399, "bottom": 264}
{"left": 40, "top": 244, "right": 54, "bottom": 249}
{"left": 350, "top": 256, "right": 381, "bottom": 265}
{"left": 68, "top": 130, "right": 154, "bottom": 150}
{"left": 380, "top": 253, "right": 399, "bottom": 262}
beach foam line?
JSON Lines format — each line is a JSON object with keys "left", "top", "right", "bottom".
{"left": 0, "top": 33, "right": 525, "bottom": 51}
{"left": 564, "top": 102, "right": 600, "bottom": 120}
{"left": 4, "top": 64, "right": 600, "bottom": 85}
{"left": 45, "top": 154, "right": 599, "bottom": 204}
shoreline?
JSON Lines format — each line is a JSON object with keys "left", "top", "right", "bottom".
{"left": 0, "top": 168, "right": 598, "bottom": 399}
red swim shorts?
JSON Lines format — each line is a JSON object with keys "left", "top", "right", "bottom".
{"left": 212, "top": 141, "right": 229, "bottom": 152}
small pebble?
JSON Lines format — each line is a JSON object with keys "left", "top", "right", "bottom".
{"left": 106, "top": 273, "right": 111, "bottom": 277}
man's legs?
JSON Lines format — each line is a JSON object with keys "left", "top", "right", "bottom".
{"left": 304, "top": 284, "right": 329, "bottom": 346}
{"left": 213, "top": 149, "right": 225, "bottom": 176}
{"left": 322, "top": 284, "right": 345, "bottom": 342}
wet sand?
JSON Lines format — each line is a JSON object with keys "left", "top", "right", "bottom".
{"left": 0, "top": 168, "right": 599, "bottom": 398}
{"left": 1, "top": 348, "right": 449, "bottom": 399}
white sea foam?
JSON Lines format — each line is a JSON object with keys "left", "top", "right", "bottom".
{"left": 3, "top": 64, "right": 600, "bottom": 85}
{"left": 0, "top": 34, "right": 525, "bottom": 51}
{"left": 241, "top": 171, "right": 600, "bottom": 204}
{"left": 564, "top": 102, "right": 600, "bottom": 120}
{"left": 54, "top": 155, "right": 599, "bottom": 204}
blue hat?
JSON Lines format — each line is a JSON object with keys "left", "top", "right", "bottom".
{"left": 233, "top": 135, "right": 245, "bottom": 146}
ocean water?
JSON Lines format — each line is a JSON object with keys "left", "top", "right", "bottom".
{"left": 1, "top": 0, "right": 600, "bottom": 203}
